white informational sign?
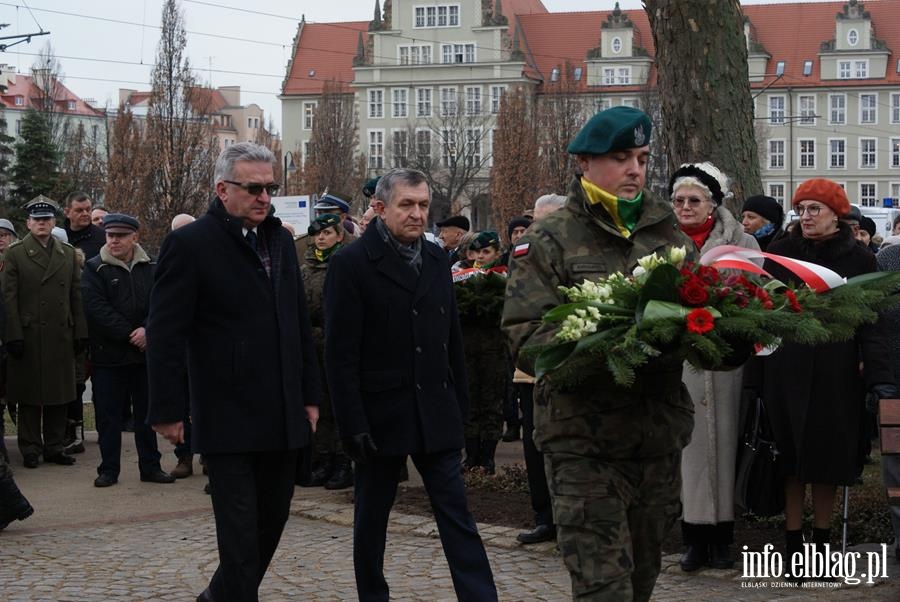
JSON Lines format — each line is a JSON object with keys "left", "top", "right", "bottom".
{"left": 271, "top": 195, "right": 311, "bottom": 235}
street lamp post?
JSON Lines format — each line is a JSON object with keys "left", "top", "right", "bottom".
{"left": 283, "top": 150, "right": 296, "bottom": 195}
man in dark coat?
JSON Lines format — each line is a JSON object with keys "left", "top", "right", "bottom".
{"left": 146, "top": 142, "right": 321, "bottom": 602}
{"left": 2, "top": 197, "right": 88, "bottom": 468}
{"left": 325, "top": 167, "right": 497, "bottom": 602}
{"left": 81, "top": 213, "right": 174, "bottom": 488}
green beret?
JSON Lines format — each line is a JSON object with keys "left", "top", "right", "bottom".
{"left": 567, "top": 106, "right": 652, "bottom": 155}
{"left": 308, "top": 213, "right": 342, "bottom": 236}
{"left": 470, "top": 231, "right": 501, "bottom": 251}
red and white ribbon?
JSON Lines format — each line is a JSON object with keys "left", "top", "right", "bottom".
{"left": 700, "top": 245, "right": 846, "bottom": 293}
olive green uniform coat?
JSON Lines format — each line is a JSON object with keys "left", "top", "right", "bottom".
{"left": 2, "top": 234, "right": 87, "bottom": 406}
{"left": 502, "top": 177, "right": 695, "bottom": 601}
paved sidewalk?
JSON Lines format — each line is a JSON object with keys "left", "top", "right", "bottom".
{"left": 2, "top": 433, "right": 899, "bottom": 600}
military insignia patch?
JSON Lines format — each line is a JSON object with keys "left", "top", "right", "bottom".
{"left": 633, "top": 125, "right": 646, "bottom": 146}
{"left": 513, "top": 243, "right": 530, "bottom": 258}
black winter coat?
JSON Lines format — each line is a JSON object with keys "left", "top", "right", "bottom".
{"left": 762, "top": 224, "right": 893, "bottom": 485}
{"left": 63, "top": 221, "right": 106, "bottom": 260}
{"left": 146, "top": 199, "right": 321, "bottom": 455}
{"left": 324, "top": 219, "right": 469, "bottom": 455}
{"left": 81, "top": 248, "right": 154, "bottom": 366}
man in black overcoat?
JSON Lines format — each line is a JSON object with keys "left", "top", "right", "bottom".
{"left": 146, "top": 142, "right": 321, "bottom": 602}
{"left": 324, "top": 167, "right": 496, "bottom": 602}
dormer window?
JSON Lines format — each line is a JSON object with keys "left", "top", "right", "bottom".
{"left": 14, "top": 95, "right": 23, "bottom": 106}
{"left": 611, "top": 37, "right": 622, "bottom": 54}
{"left": 550, "top": 67, "right": 559, "bottom": 82}
{"left": 848, "top": 29, "right": 859, "bottom": 46}
{"left": 775, "top": 61, "right": 785, "bottom": 76}
{"left": 67, "top": 100, "right": 76, "bottom": 110}
{"left": 803, "top": 60, "right": 813, "bottom": 76}
{"left": 573, "top": 67, "right": 583, "bottom": 81}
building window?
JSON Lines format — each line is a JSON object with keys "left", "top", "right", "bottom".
{"left": 848, "top": 29, "right": 859, "bottom": 46}
{"left": 14, "top": 95, "right": 23, "bottom": 106}
{"left": 617, "top": 67, "right": 631, "bottom": 85}
{"left": 839, "top": 61, "right": 851, "bottom": 79}
{"left": 440, "top": 87, "right": 458, "bottom": 117}
{"left": 415, "top": 129, "right": 431, "bottom": 163}
{"left": 414, "top": 4, "right": 458, "bottom": 28}
{"left": 768, "top": 183, "right": 785, "bottom": 204}
{"left": 303, "top": 102, "right": 316, "bottom": 130}
{"left": 596, "top": 98, "right": 612, "bottom": 112}
{"left": 855, "top": 60, "right": 868, "bottom": 78}
{"left": 573, "top": 67, "right": 583, "bottom": 81}
{"left": 769, "top": 95, "right": 785, "bottom": 125}
{"left": 15, "top": 120, "right": 21, "bottom": 135}
{"left": 603, "top": 68, "right": 615, "bottom": 86}
{"left": 67, "top": 100, "right": 76, "bottom": 110}
{"left": 621, "top": 98, "right": 639, "bottom": 108}
{"left": 368, "top": 130, "right": 384, "bottom": 169}
{"left": 391, "top": 130, "right": 408, "bottom": 167}
{"left": 802, "top": 60, "right": 813, "bottom": 76}
{"left": 248, "top": 118, "right": 252, "bottom": 128}
{"left": 465, "top": 127, "right": 482, "bottom": 167}
{"left": 490, "top": 85, "right": 505, "bottom": 114}
{"left": 892, "top": 93, "right": 900, "bottom": 124}
{"left": 612, "top": 37, "right": 622, "bottom": 54}
{"left": 550, "top": 67, "right": 560, "bottom": 82}
{"left": 829, "top": 94, "right": 846, "bottom": 124}
{"left": 441, "top": 43, "right": 475, "bottom": 64}
{"left": 860, "top": 137, "right": 877, "bottom": 168}
{"left": 368, "top": 89, "right": 384, "bottom": 118}
{"left": 416, "top": 88, "right": 432, "bottom": 117}
{"left": 768, "top": 139, "right": 785, "bottom": 169}
{"left": 302, "top": 141, "right": 311, "bottom": 165}
{"left": 392, "top": 89, "right": 408, "bottom": 118}
{"left": 892, "top": 138, "right": 900, "bottom": 168}
{"left": 465, "top": 86, "right": 481, "bottom": 115}
{"left": 798, "top": 95, "right": 816, "bottom": 125}
{"left": 798, "top": 139, "right": 815, "bottom": 169}
{"left": 860, "top": 183, "right": 877, "bottom": 207}
{"left": 829, "top": 139, "right": 846, "bottom": 169}
{"left": 441, "top": 128, "right": 457, "bottom": 167}
{"left": 399, "top": 45, "right": 432, "bottom": 65}
{"left": 860, "top": 93, "right": 877, "bottom": 124}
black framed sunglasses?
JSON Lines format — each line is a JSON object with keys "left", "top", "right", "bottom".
{"left": 224, "top": 180, "right": 280, "bottom": 196}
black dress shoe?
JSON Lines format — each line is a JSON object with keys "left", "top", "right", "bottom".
{"left": 517, "top": 524, "right": 556, "bottom": 544}
{"left": 23, "top": 454, "right": 39, "bottom": 469}
{"left": 45, "top": 453, "right": 76, "bottom": 466}
{"left": 94, "top": 473, "right": 118, "bottom": 488}
{"left": 709, "top": 543, "right": 734, "bottom": 569}
{"left": 679, "top": 544, "right": 708, "bottom": 572}
{"left": 140, "top": 469, "right": 176, "bottom": 484}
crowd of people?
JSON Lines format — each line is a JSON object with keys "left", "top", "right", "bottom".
{"left": 2, "top": 105, "right": 900, "bottom": 601}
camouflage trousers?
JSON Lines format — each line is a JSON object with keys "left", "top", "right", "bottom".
{"left": 545, "top": 451, "right": 682, "bottom": 601}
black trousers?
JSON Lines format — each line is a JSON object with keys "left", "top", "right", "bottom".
{"left": 203, "top": 449, "right": 299, "bottom": 602}
{"left": 519, "top": 383, "right": 552, "bottom": 526}
{"left": 353, "top": 449, "right": 497, "bottom": 602}
{"left": 17, "top": 404, "right": 67, "bottom": 458}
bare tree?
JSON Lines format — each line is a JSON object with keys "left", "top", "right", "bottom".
{"left": 304, "top": 80, "right": 365, "bottom": 201}
{"left": 490, "top": 87, "right": 541, "bottom": 234}
{"left": 537, "top": 64, "right": 587, "bottom": 196}
{"left": 105, "top": 108, "right": 152, "bottom": 216}
{"left": 644, "top": 0, "right": 760, "bottom": 214}
{"left": 58, "top": 121, "right": 107, "bottom": 201}
{"left": 30, "top": 42, "right": 67, "bottom": 145}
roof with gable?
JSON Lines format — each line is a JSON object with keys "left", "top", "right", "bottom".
{"left": 282, "top": 21, "right": 370, "bottom": 96}
{"left": 0, "top": 72, "right": 104, "bottom": 117}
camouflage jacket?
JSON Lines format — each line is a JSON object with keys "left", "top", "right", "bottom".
{"left": 501, "top": 176, "right": 695, "bottom": 459}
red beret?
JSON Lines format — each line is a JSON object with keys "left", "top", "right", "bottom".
{"left": 792, "top": 178, "right": 850, "bottom": 218}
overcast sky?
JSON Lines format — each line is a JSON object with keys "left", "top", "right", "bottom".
{"left": 0, "top": 0, "right": 835, "bottom": 133}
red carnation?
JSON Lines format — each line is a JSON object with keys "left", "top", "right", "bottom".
{"left": 785, "top": 289, "right": 802, "bottom": 313}
{"left": 679, "top": 279, "right": 710, "bottom": 306}
{"left": 686, "top": 308, "right": 715, "bottom": 334}
{"left": 754, "top": 287, "right": 774, "bottom": 310}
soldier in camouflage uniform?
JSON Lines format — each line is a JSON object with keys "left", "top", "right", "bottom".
{"left": 301, "top": 213, "right": 353, "bottom": 490}
{"left": 502, "top": 106, "right": 695, "bottom": 601}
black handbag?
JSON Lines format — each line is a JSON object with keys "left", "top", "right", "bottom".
{"left": 734, "top": 396, "right": 785, "bottom": 517}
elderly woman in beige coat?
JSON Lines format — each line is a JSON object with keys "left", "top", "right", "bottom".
{"left": 668, "top": 162, "right": 760, "bottom": 572}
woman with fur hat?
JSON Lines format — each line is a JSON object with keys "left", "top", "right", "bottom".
{"left": 669, "top": 161, "right": 760, "bottom": 572}
{"left": 741, "top": 195, "right": 784, "bottom": 251}
{"left": 762, "top": 178, "right": 895, "bottom": 578}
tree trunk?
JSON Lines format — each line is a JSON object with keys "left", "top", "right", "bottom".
{"left": 644, "top": 0, "right": 760, "bottom": 215}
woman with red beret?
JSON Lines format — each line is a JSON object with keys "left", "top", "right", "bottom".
{"left": 762, "top": 178, "right": 895, "bottom": 577}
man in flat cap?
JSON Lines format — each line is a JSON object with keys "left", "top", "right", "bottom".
{"left": 436, "top": 215, "right": 470, "bottom": 265}
{"left": 314, "top": 191, "right": 356, "bottom": 238}
{"left": 2, "top": 196, "right": 88, "bottom": 468}
{"left": 502, "top": 106, "right": 694, "bottom": 601}
{"left": 81, "top": 213, "right": 175, "bottom": 487}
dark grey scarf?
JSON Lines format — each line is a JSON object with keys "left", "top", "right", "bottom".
{"left": 375, "top": 216, "right": 423, "bottom": 275}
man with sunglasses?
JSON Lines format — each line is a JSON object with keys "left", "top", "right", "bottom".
{"left": 147, "top": 142, "right": 321, "bottom": 602}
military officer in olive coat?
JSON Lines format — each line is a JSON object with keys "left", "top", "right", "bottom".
{"left": 502, "top": 107, "right": 695, "bottom": 601}
{"left": 2, "top": 197, "right": 88, "bottom": 468}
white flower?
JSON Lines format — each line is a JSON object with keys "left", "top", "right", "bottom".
{"left": 667, "top": 246, "right": 687, "bottom": 267}
{"left": 636, "top": 252, "right": 663, "bottom": 273}
{"left": 632, "top": 265, "right": 646, "bottom": 278}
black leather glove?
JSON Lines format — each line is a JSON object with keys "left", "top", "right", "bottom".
{"left": 867, "top": 383, "right": 899, "bottom": 414}
{"left": 6, "top": 340, "right": 24, "bottom": 359}
{"left": 342, "top": 432, "right": 378, "bottom": 465}
{"left": 73, "top": 338, "right": 89, "bottom": 354}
